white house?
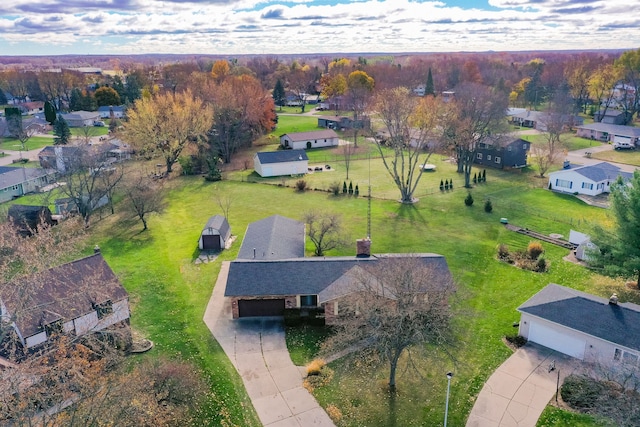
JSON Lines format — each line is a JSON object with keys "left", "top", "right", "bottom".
{"left": 548, "top": 162, "right": 631, "bottom": 196}
{"left": 0, "top": 252, "right": 130, "bottom": 350}
{"left": 97, "top": 105, "right": 126, "bottom": 119}
{"left": 518, "top": 284, "right": 640, "bottom": 365}
{"left": 61, "top": 111, "right": 100, "bottom": 127}
{"left": 576, "top": 123, "right": 640, "bottom": 146}
{"left": 0, "top": 166, "right": 56, "bottom": 204}
{"left": 198, "top": 215, "right": 231, "bottom": 251}
{"left": 254, "top": 150, "right": 309, "bottom": 177}
{"left": 280, "top": 130, "right": 339, "bottom": 150}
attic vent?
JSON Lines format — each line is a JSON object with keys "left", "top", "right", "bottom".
{"left": 609, "top": 293, "right": 619, "bottom": 305}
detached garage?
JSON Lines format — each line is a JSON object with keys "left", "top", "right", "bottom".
{"left": 518, "top": 284, "right": 640, "bottom": 365}
{"left": 198, "top": 215, "right": 231, "bottom": 251}
{"left": 254, "top": 150, "right": 309, "bottom": 177}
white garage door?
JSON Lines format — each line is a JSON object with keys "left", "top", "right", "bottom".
{"left": 529, "top": 322, "right": 586, "bottom": 360}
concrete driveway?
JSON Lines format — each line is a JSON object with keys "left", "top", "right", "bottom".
{"left": 203, "top": 262, "right": 336, "bottom": 427}
{"left": 466, "top": 343, "right": 580, "bottom": 427}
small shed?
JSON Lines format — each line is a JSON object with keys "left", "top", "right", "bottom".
{"left": 198, "top": 215, "right": 231, "bottom": 251}
{"left": 8, "top": 205, "right": 54, "bottom": 236}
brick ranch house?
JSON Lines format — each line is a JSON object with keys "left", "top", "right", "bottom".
{"left": 223, "top": 215, "right": 452, "bottom": 323}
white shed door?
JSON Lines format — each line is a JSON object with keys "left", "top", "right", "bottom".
{"left": 529, "top": 321, "right": 586, "bottom": 360}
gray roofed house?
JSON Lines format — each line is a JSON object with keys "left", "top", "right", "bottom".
{"left": 0, "top": 252, "right": 130, "bottom": 352}
{"left": 237, "top": 215, "right": 305, "bottom": 260}
{"left": 280, "top": 129, "right": 339, "bottom": 150}
{"left": 254, "top": 150, "right": 309, "bottom": 177}
{"left": 225, "top": 215, "right": 452, "bottom": 322}
{"left": 576, "top": 122, "right": 640, "bottom": 145}
{"left": 0, "top": 166, "right": 56, "bottom": 204}
{"left": 61, "top": 111, "right": 100, "bottom": 127}
{"left": 518, "top": 284, "right": 640, "bottom": 363}
{"left": 548, "top": 162, "right": 631, "bottom": 196}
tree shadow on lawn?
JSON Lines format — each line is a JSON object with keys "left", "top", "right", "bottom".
{"left": 394, "top": 202, "right": 427, "bottom": 225}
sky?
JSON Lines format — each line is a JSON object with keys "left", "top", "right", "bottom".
{"left": 0, "top": 0, "right": 638, "bottom": 56}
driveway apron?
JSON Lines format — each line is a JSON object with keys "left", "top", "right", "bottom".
{"left": 466, "top": 343, "right": 580, "bottom": 427}
{"left": 204, "top": 261, "right": 336, "bottom": 427}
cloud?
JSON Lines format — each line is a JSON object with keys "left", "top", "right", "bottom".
{"left": 261, "top": 9, "right": 285, "bottom": 20}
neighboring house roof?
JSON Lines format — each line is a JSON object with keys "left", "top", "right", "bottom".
{"left": 0, "top": 253, "right": 128, "bottom": 339}
{"left": 237, "top": 215, "right": 305, "bottom": 260}
{"left": 577, "top": 123, "right": 640, "bottom": 138}
{"left": 255, "top": 150, "right": 308, "bottom": 164}
{"left": 225, "top": 254, "right": 451, "bottom": 302}
{"left": 61, "top": 111, "right": 99, "bottom": 121}
{"left": 97, "top": 105, "right": 125, "bottom": 113}
{"left": 0, "top": 167, "right": 54, "bottom": 189}
{"left": 282, "top": 130, "right": 338, "bottom": 142}
{"left": 518, "top": 283, "right": 640, "bottom": 352}
{"left": 203, "top": 215, "right": 230, "bottom": 237}
{"left": 596, "top": 109, "right": 625, "bottom": 117}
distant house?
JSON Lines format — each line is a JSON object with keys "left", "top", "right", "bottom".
{"left": 17, "top": 102, "right": 45, "bottom": 116}
{"left": 511, "top": 110, "right": 583, "bottom": 131}
{"left": 475, "top": 138, "right": 530, "bottom": 169}
{"left": 594, "top": 109, "right": 631, "bottom": 125}
{"left": 60, "top": 111, "right": 100, "bottom": 127}
{"left": 198, "top": 215, "right": 231, "bottom": 251}
{"left": 0, "top": 252, "right": 130, "bottom": 351}
{"left": 254, "top": 150, "right": 308, "bottom": 177}
{"left": 317, "top": 115, "right": 370, "bottom": 130}
{"left": 97, "top": 105, "right": 126, "bottom": 119}
{"left": 280, "top": 130, "right": 339, "bottom": 150}
{"left": 38, "top": 144, "right": 118, "bottom": 174}
{"left": 518, "top": 283, "right": 640, "bottom": 363}
{"left": 54, "top": 195, "right": 109, "bottom": 216}
{"left": 7, "top": 205, "right": 54, "bottom": 236}
{"left": 224, "top": 215, "right": 452, "bottom": 322}
{"left": 575, "top": 123, "right": 640, "bottom": 146}
{"left": 548, "top": 162, "right": 631, "bottom": 196}
{"left": 0, "top": 166, "right": 55, "bottom": 204}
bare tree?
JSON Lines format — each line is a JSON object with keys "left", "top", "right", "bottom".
{"left": 122, "top": 171, "right": 166, "bottom": 231}
{"left": 342, "top": 141, "right": 354, "bottom": 180}
{"left": 215, "top": 188, "right": 232, "bottom": 220}
{"left": 371, "top": 88, "right": 445, "bottom": 203}
{"left": 304, "top": 211, "right": 348, "bottom": 256}
{"left": 534, "top": 88, "right": 572, "bottom": 178}
{"left": 76, "top": 124, "right": 98, "bottom": 145}
{"left": 321, "top": 256, "right": 456, "bottom": 390}
{"left": 443, "top": 83, "right": 508, "bottom": 187}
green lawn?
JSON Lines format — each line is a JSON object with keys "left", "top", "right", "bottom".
{"left": 591, "top": 148, "right": 640, "bottom": 166}
{"left": 519, "top": 133, "right": 600, "bottom": 152}
{"left": 0, "top": 136, "right": 54, "bottom": 151}
{"left": 24, "top": 140, "right": 620, "bottom": 426}
{"left": 273, "top": 114, "right": 322, "bottom": 135}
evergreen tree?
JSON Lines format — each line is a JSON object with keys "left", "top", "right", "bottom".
{"left": 53, "top": 114, "right": 71, "bottom": 145}
{"left": 348, "top": 181, "right": 353, "bottom": 194}
{"left": 343, "top": 181, "right": 347, "bottom": 194}
{"left": 273, "top": 79, "right": 286, "bottom": 110}
{"left": 482, "top": 169, "right": 486, "bottom": 182}
{"left": 425, "top": 68, "right": 435, "bottom": 96}
{"left": 0, "top": 89, "right": 7, "bottom": 105}
{"left": 44, "top": 101, "right": 57, "bottom": 125}
{"left": 5, "top": 107, "right": 22, "bottom": 137}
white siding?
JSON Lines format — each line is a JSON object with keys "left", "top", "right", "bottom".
{"left": 75, "top": 311, "right": 99, "bottom": 335}
{"left": 26, "top": 332, "right": 47, "bottom": 348}
{"left": 254, "top": 159, "right": 308, "bottom": 177}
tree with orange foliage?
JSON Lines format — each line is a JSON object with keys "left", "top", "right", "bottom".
{"left": 211, "top": 60, "right": 231, "bottom": 83}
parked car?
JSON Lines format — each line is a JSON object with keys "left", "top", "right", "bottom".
{"left": 93, "top": 120, "right": 106, "bottom": 127}
{"left": 614, "top": 141, "right": 635, "bottom": 150}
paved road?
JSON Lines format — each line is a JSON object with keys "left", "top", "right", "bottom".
{"left": 466, "top": 343, "right": 581, "bottom": 427}
{"left": 203, "top": 262, "right": 336, "bottom": 427}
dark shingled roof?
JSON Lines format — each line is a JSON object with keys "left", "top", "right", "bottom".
{"left": 255, "top": 150, "right": 308, "bottom": 164}
{"left": 572, "top": 162, "right": 632, "bottom": 182}
{"left": 237, "top": 215, "right": 305, "bottom": 260}
{"left": 202, "top": 215, "right": 230, "bottom": 237}
{"left": 0, "top": 253, "right": 128, "bottom": 339}
{"left": 225, "top": 254, "right": 451, "bottom": 301}
{"left": 518, "top": 284, "right": 640, "bottom": 352}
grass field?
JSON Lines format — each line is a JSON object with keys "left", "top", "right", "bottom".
{"left": 10, "top": 123, "right": 623, "bottom": 425}
{"left": 0, "top": 136, "right": 54, "bottom": 151}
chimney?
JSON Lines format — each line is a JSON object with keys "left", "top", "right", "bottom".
{"left": 563, "top": 159, "right": 570, "bottom": 169}
{"left": 356, "top": 238, "right": 371, "bottom": 258}
{"left": 94, "top": 245, "right": 101, "bottom": 254}
{"left": 609, "top": 293, "right": 618, "bottom": 305}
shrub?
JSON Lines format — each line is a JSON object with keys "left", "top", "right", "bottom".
{"left": 306, "top": 359, "right": 326, "bottom": 376}
{"left": 444, "top": 179, "right": 449, "bottom": 190}
{"left": 561, "top": 375, "right": 605, "bottom": 409}
{"left": 497, "top": 243, "right": 510, "bottom": 260}
{"left": 343, "top": 181, "right": 347, "bottom": 194}
{"left": 527, "top": 241, "right": 544, "bottom": 259}
{"left": 450, "top": 179, "right": 454, "bottom": 189}
{"left": 505, "top": 334, "right": 527, "bottom": 348}
{"left": 348, "top": 181, "right": 353, "bottom": 195}
{"left": 464, "top": 192, "right": 474, "bottom": 206}
{"left": 536, "top": 257, "right": 547, "bottom": 272}
{"left": 439, "top": 179, "right": 444, "bottom": 191}
{"left": 295, "top": 179, "right": 307, "bottom": 192}
{"left": 473, "top": 173, "right": 477, "bottom": 184}
{"left": 284, "top": 309, "right": 302, "bottom": 326}
{"left": 329, "top": 182, "right": 341, "bottom": 196}
{"left": 354, "top": 184, "right": 359, "bottom": 197}
{"left": 484, "top": 199, "right": 493, "bottom": 213}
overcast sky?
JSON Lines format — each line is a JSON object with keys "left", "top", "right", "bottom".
{"left": 0, "top": 0, "right": 637, "bottom": 56}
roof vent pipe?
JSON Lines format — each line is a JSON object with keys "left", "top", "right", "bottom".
{"left": 609, "top": 293, "right": 619, "bottom": 305}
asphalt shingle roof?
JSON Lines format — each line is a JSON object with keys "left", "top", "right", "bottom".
{"left": 282, "top": 130, "right": 338, "bottom": 141}
{"left": 203, "top": 215, "right": 230, "bottom": 237}
{"left": 572, "top": 162, "right": 632, "bottom": 182}
{"left": 518, "top": 284, "right": 640, "bottom": 351}
{"left": 225, "top": 254, "right": 451, "bottom": 301}
{"left": 237, "top": 215, "right": 305, "bottom": 260}
{"left": 578, "top": 123, "right": 640, "bottom": 137}
{"left": 255, "top": 150, "right": 308, "bottom": 164}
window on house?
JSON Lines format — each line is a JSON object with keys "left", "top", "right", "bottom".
{"left": 94, "top": 300, "right": 114, "bottom": 319}
{"left": 495, "top": 156, "right": 501, "bottom": 164}
{"left": 614, "top": 348, "right": 622, "bottom": 361}
{"left": 623, "top": 352, "right": 639, "bottom": 366}
{"left": 507, "top": 146, "right": 512, "bottom": 151}
{"left": 487, "top": 155, "right": 492, "bottom": 161}
{"left": 581, "top": 182, "right": 594, "bottom": 190}
{"left": 300, "top": 295, "right": 318, "bottom": 307}
{"left": 476, "top": 153, "right": 483, "bottom": 160}
{"left": 555, "top": 179, "right": 572, "bottom": 189}
{"left": 523, "top": 143, "right": 527, "bottom": 149}
{"left": 479, "top": 143, "right": 487, "bottom": 149}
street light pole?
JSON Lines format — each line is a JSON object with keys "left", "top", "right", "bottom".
{"left": 444, "top": 372, "right": 453, "bottom": 427}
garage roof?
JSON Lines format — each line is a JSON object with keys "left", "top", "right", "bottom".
{"left": 518, "top": 284, "right": 640, "bottom": 351}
